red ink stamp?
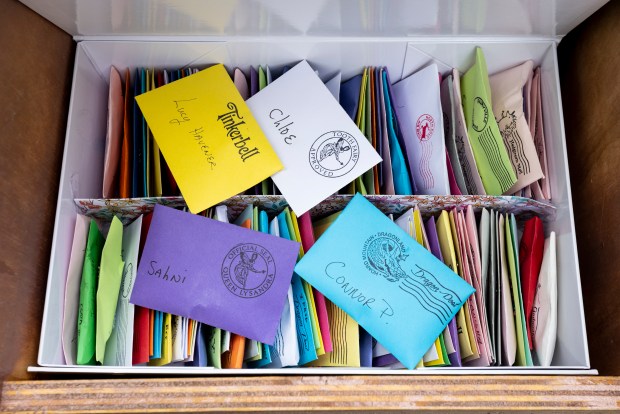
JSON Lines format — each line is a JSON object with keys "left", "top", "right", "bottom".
{"left": 416, "top": 114, "right": 435, "bottom": 141}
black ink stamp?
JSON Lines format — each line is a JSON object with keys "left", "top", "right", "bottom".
{"left": 309, "top": 131, "right": 359, "bottom": 178}
{"left": 472, "top": 97, "right": 489, "bottom": 132}
{"left": 221, "top": 243, "right": 275, "bottom": 298}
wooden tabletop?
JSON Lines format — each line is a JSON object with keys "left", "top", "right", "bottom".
{"left": 3, "top": 375, "right": 620, "bottom": 412}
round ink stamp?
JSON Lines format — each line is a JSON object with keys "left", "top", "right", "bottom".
{"left": 362, "top": 232, "right": 409, "bottom": 283}
{"left": 415, "top": 114, "right": 435, "bottom": 141}
{"left": 472, "top": 97, "right": 489, "bottom": 132}
{"left": 221, "top": 243, "right": 276, "bottom": 298}
{"left": 309, "top": 130, "right": 359, "bottom": 178}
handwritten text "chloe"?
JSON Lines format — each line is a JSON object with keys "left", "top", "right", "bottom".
{"left": 270, "top": 109, "right": 296, "bottom": 144}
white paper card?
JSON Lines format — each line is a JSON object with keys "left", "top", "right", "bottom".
{"left": 246, "top": 60, "right": 381, "bottom": 215}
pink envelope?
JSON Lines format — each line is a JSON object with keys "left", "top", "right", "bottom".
{"left": 102, "top": 66, "right": 124, "bottom": 198}
{"left": 455, "top": 211, "right": 491, "bottom": 366}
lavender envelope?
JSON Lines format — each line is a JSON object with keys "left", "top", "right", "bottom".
{"left": 130, "top": 205, "right": 300, "bottom": 344}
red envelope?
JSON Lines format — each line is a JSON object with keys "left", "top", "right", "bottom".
{"left": 519, "top": 216, "right": 544, "bottom": 349}
{"left": 132, "top": 212, "right": 154, "bottom": 364}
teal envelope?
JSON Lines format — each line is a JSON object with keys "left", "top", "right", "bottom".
{"left": 295, "top": 194, "right": 474, "bottom": 369}
{"left": 278, "top": 210, "right": 317, "bottom": 365}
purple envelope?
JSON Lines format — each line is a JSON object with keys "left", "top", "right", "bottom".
{"left": 130, "top": 205, "right": 300, "bottom": 344}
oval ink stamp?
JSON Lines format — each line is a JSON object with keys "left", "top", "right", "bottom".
{"left": 221, "top": 243, "right": 276, "bottom": 298}
{"left": 309, "top": 130, "right": 359, "bottom": 178}
{"left": 472, "top": 97, "right": 489, "bottom": 132}
{"left": 415, "top": 114, "right": 435, "bottom": 141}
{"left": 120, "top": 262, "right": 134, "bottom": 299}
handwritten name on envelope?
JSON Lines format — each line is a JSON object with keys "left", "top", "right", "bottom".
{"left": 246, "top": 61, "right": 382, "bottom": 216}
{"left": 135, "top": 64, "right": 282, "bottom": 214}
{"left": 130, "top": 205, "right": 300, "bottom": 344}
{"left": 294, "top": 194, "right": 474, "bottom": 369}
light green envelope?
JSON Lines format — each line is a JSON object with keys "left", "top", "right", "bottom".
{"left": 461, "top": 47, "right": 516, "bottom": 195}
{"left": 96, "top": 216, "right": 125, "bottom": 363}
{"left": 507, "top": 214, "right": 534, "bottom": 366}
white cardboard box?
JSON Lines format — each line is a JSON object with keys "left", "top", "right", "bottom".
{"left": 21, "top": 0, "right": 608, "bottom": 375}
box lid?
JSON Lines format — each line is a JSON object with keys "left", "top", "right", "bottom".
{"left": 19, "top": 0, "right": 608, "bottom": 40}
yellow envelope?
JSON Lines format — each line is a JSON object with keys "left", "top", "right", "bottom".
{"left": 307, "top": 300, "right": 360, "bottom": 367}
{"left": 136, "top": 64, "right": 283, "bottom": 213}
{"left": 411, "top": 209, "right": 447, "bottom": 367}
{"left": 149, "top": 313, "right": 172, "bottom": 366}
{"left": 436, "top": 211, "right": 475, "bottom": 360}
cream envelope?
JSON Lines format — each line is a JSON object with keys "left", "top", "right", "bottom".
{"left": 452, "top": 69, "right": 486, "bottom": 195}
{"left": 392, "top": 64, "right": 449, "bottom": 194}
{"left": 532, "top": 232, "right": 557, "bottom": 366}
{"left": 246, "top": 61, "right": 381, "bottom": 215}
{"left": 531, "top": 68, "right": 551, "bottom": 201}
{"left": 490, "top": 61, "right": 544, "bottom": 194}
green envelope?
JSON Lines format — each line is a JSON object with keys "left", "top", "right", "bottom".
{"left": 77, "top": 220, "right": 105, "bottom": 365}
{"left": 507, "top": 214, "right": 534, "bottom": 366}
{"left": 95, "top": 216, "right": 125, "bottom": 363}
{"left": 461, "top": 47, "right": 516, "bottom": 195}
{"left": 207, "top": 326, "right": 222, "bottom": 368}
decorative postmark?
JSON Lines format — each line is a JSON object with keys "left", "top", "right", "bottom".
{"left": 472, "top": 97, "right": 489, "bottom": 132}
{"left": 222, "top": 243, "right": 276, "bottom": 298}
{"left": 362, "top": 232, "right": 410, "bottom": 282}
{"left": 309, "top": 131, "right": 359, "bottom": 178}
{"left": 416, "top": 114, "right": 435, "bottom": 141}
{"left": 362, "top": 231, "right": 462, "bottom": 324}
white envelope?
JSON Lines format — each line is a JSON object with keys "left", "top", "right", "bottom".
{"left": 325, "top": 72, "right": 342, "bottom": 101}
{"left": 247, "top": 61, "right": 381, "bottom": 215}
{"left": 532, "top": 232, "right": 557, "bottom": 366}
{"left": 452, "top": 69, "right": 487, "bottom": 195}
{"left": 392, "top": 64, "right": 449, "bottom": 195}
{"left": 441, "top": 75, "right": 468, "bottom": 194}
{"left": 214, "top": 205, "right": 231, "bottom": 354}
{"left": 267, "top": 217, "right": 300, "bottom": 368}
{"left": 104, "top": 215, "right": 142, "bottom": 366}
{"left": 171, "top": 315, "right": 184, "bottom": 362}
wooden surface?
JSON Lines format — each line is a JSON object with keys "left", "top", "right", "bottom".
{"left": 558, "top": 0, "right": 620, "bottom": 376}
{"left": 0, "top": 1, "right": 74, "bottom": 380}
{"left": 2, "top": 375, "right": 620, "bottom": 412}
{"left": 1, "top": 0, "right": 620, "bottom": 412}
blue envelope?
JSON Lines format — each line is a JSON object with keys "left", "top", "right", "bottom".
{"left": 295, "top": 194, "right": 474, "bottom": 369}
{"left": 340, "top": 74, "right": 362, "bottom": 120}
{"left": 382, "top": 70, "right": 414, "bottom": 195}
